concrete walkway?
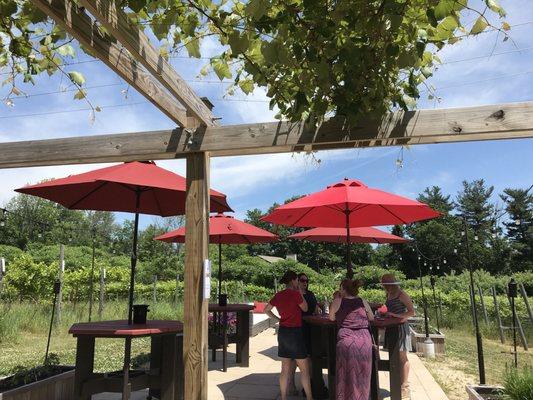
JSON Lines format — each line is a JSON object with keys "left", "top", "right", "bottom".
{"left": 95, "top": 328, "right": 448, "bottom": 400}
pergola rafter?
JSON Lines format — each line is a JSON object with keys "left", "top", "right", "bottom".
{"left": 7, "top": 2, "right": 533, "bottom": 399}
{"left": 1, "top": 100, "right": 533, "bottom": 169}
{"left": 77, "top": 0, "right": 218, "bottom": 127}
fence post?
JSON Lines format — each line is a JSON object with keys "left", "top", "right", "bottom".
{"left": 491, "top": 287, "right": 505, "bottom": 344}
{"left": 477, "top": 285, "right": 489, "bottom": 324}
{"left": 174, "top": 274, "right": 180, "bottom": 305}
{"left": 98, "top": 267, "right": 105, "bottom": 320}
{"left": 506, "top": 287, "right": 528, "bottom": 351}
{"left": 518, "top": 282, "right": 533, "bottom": 324}
{"left": 0, "top": 258, "right": 5, "bottom": 297}
{"left": 56, "top": 244, "right": 64, "bottom": 325}
{"left": 274, "top": 277, "right": 278, "bottom": 292}
{"left": 153, "top": 275, "right": 158, "bottom": 303}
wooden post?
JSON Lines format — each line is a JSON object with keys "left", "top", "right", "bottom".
{"left": 56, "top": 244, "right": 64, "bottom": 325}
{"left": 506, "top": 287, "right": 528, "bottom": 350}
{"left": 153, "top": 275, "right": 158, "bottom": 303}
{"left": 175, "top": 274, "right": 180, "bottom": 306}
{"left": 0, "top": 257, "right": 5, "bottom": 297}
{"left": 478, "top": 285, "right": 489, "bottom": 324}
{"left": 183, "top": 152, "right": 210, "bottom": 400}
{"left": 98, "top": 267, "right": 105, "bottom": 320}
{"left": 519, "top": 282, "right": 533, "bottom": 324}
{"left": 491, "top": 287, "right": 505, "bottom": 344}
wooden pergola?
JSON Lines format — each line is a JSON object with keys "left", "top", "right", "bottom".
{"left": 3, "top": 1, "right": 533, "bottom": 398}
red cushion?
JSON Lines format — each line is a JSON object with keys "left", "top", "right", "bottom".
{"left": 253, "top": 301, "right": 267, "bottom": 314}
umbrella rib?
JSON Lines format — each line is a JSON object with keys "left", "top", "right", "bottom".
{"left": 289, "top": 207, "right": 316, "bottom": 227}
{"left": 68, "top": 181, "right": 109, "bottom": 209}
{"left": 378, "top": 204, "right": 408, "bottom": 225}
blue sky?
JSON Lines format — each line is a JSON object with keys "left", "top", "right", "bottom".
{"left": 0, "top": 0, "right": 532, "bottom": 229}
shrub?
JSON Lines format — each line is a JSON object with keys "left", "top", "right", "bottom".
{"left": 503, "top": 367, "right": 533, "bottom": 400}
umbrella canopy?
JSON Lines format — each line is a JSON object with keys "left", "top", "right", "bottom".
{"left": 263, "top": 178, "right": 439, "bottom": 228}
{"left": 16, "top": 161, "right": 232, "bottom": 324}
{"left": 16, "top": 161, "right": 231, "bottom": 215}
{"left": 155, "top": 213, "right": 278, "bottom": 244}
{"left": 263, "top": 178, "right": 438, "bottom": 277}
{"left": 289, "top": 227, "right": 409, "bottom": 244}
{"left": 155, "top": 213, "right": 278, "bottom": 299}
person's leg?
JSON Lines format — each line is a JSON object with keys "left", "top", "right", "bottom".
{"left": 280, "top": 358, "right": 292, "bottom": 400}
{"left": 288, "top": 360, "right": 298, "bottom": 394}
{"left": 296, "top": 358, "right": 313, "bottom": 400}
{"left": 399, "top": 351, "right": 410, "bottom": 398}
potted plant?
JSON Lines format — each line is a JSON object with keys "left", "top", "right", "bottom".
{"left": 0, "top": 354, "right": 74, "bottom": 400}
{"left": 465, "top": 366, "right": 532, "bottom": 400}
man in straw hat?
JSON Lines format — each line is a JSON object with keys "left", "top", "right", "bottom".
{"left": 381, "top": 273, "right": 415, "bottom": 399}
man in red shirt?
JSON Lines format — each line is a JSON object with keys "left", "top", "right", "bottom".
{"left": 264, "top": 270, "right": 313, "bottom": 400}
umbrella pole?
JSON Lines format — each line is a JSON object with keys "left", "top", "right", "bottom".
{"left": 218, "top": 240, "right": 222, "bottom": 298}
{"left": 345, "top": 210, "right": 353, "bottom": 279}
{"left": 128, "top": 195, "right": 141, "bottom": 324}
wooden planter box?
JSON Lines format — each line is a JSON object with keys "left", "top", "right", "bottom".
{"left": 0, "top": 367, "right": 74, "bottom": 400}
{"left": 410, "top": 326, "right": 446, "bottom": 355}
{"left": 466, "top": 384, "right": 504, "bottom": 400}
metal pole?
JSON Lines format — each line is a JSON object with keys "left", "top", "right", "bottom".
{"left": 218, "top": 240, "right": 222, "bottom": 297}
{"left": 416, "top": 249, "right": 430, "bottom": 338}
{"left": 45, "top": 280, "right": 61, "bottom": 364}
{"left": 345, "top": 208, "right": 352, "bottom": 279}
{"left": 463, "top": 219, "right": 486, "bottom": 384}
{"left": 430, "top": 275, "right": 440, "bottom": 333}
{"left": 128, "top": 191, "right": 141, "bottom": 324}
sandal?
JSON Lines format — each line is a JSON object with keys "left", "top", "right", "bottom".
{"left": 401, "top": 384, "right": 411, "bottom": 399}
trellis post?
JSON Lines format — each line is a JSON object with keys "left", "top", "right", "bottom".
{"left": 183, "top": 152, "right": 210, "bottom": 400}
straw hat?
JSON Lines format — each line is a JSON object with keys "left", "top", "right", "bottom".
{"left": 381, "top": 273, "right": 401, "bottom": 286}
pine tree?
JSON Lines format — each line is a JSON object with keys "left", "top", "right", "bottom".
{"left": 418, "top": 186, "right": 454, "bottom": 214}
{"left": 456, "top": 179, "right": 495, "bottom": 241}
{"left": 500, "top": 187, "right": 533, "bottom": 270}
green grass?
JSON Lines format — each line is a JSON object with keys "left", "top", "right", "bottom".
{"left": 423, "top": 326, "right": 533, "bottom": 400}
{"left": 0, "top": 300, "right": 183, "bottom": 376}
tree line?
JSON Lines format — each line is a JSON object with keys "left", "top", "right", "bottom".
{"left": 0, "top": 179, "right": 531, "bottom": 280}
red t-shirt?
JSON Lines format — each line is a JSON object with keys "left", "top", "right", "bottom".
{"left": 269, "top": 288, "right": 304, "bottom": 328}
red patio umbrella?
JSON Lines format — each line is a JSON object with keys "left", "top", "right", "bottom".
{"left": 155, "top": 213, "right": 278, "bottom": 302}
{"left": 16, "top": 161, "right": 232, "bottom": 323}
{"left": 289, "top": 226, "right": 409, "bottom": 244}
{"left": 263, "top": 178, "right": 439, "bottom": 277}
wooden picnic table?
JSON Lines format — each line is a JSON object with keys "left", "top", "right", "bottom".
{"left": 208, "top": 303, "right": 254, "bottom": 371}
{"left": 69, "top": 320, "right": 183, "bottom": 400}
{"left": 303, "top": 314, "right": 404, "bottom": 400}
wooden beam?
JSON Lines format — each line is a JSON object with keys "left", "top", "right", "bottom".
{"left": 183, "top": 152, "right": 210, "bottom": 400}
{"left": 2, "top": 101, "right": 533, "bottom": 168}
{"left": 78, "top": 0, "right": 217, "bottom": 127}
{"left": 32, "top": 0, "right": 190, "bottom": 127}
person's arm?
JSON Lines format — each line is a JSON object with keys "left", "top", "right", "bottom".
{"left": 298, "top": 292, "right": 308, "bottom": 312}
{"left": 362, "top": 299, "right": 375, "bottom": 322}
{"left": 328, "top": 297, "right": 342, "bottom": 321}
{"left": 264, "top": 303, "right": 280, "bottom": 323}
{"left": 389, "top": 292, "right": 415, "bottom": 320}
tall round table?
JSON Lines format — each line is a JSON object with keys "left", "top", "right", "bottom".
{"left": 69, "top": 320, "right": 183, "bottom": 400}
{"left": 303, "top": 315, "right": 404, "bottom": 400}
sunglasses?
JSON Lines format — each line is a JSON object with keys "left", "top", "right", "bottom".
{"left": 299, "top": 278, "right": 309, "bottom": 283}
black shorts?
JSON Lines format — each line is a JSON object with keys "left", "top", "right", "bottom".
{"left": 278, "top": 326, "right": 307, "bottom": 360}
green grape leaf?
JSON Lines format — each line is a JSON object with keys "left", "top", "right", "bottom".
{"left": 470, "top": 16, "right": 488, "bottom": 35}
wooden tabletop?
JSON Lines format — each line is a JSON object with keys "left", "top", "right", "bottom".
{"left": 69, "top": 320, "right": 183, "bottom": 338}
{"left": 303, "top": 314, "right": 404, "bottom": 328}
{"left": 208, "top": 304, "right": 255, "bottom": 312}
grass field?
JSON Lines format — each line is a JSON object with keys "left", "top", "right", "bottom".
{"left": 0, "top": 300, "right": 182, "bottom": 376}
{"left": 423, "top": 326, "right": 533, "bottom": 400}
